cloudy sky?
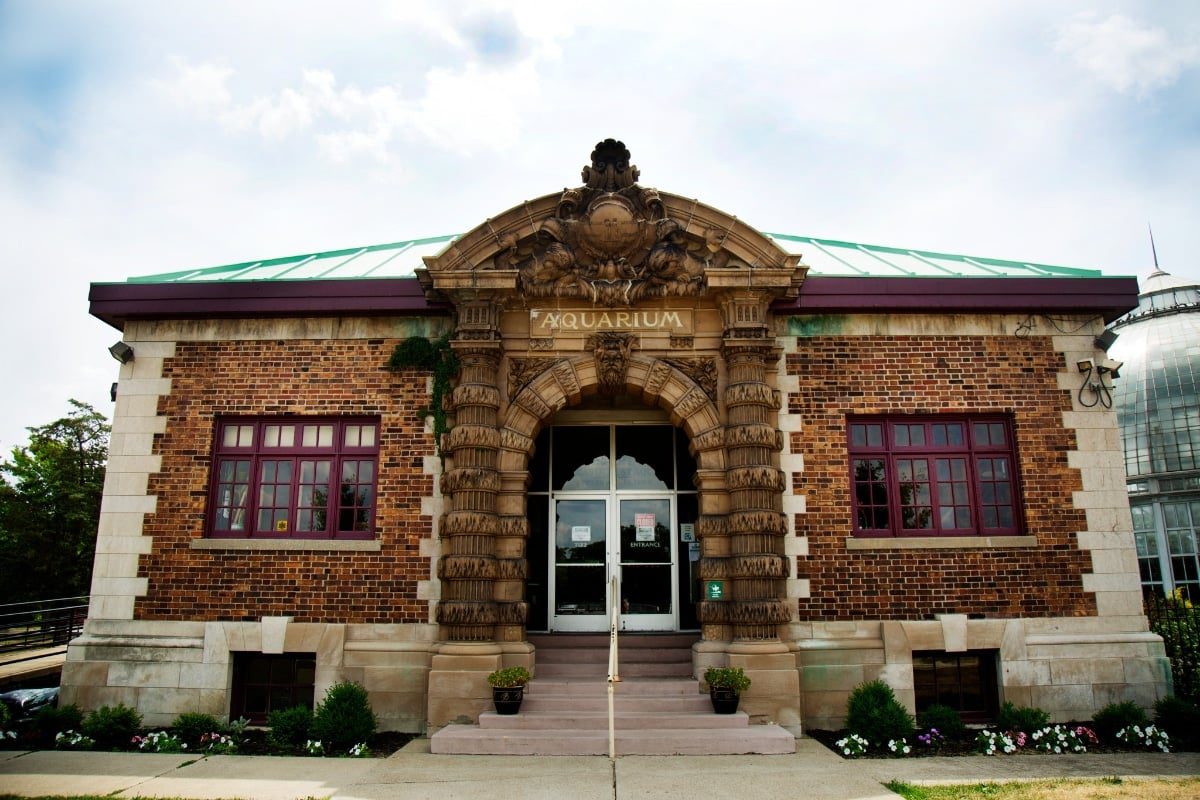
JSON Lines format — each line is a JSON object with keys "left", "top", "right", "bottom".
{"left": 1, "top": 0, "right": 1198, "bottom": 453}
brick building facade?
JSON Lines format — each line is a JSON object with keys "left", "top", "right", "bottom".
{"left": 63, "top": 141, "right": 1169, "bottom": 741}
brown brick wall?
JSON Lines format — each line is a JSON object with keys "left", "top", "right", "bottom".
{"left": 788, "top": 334, "right": 1096, "bottom": 621}
{"left": 136, "top": 338, "right": 435, "bottom": 623}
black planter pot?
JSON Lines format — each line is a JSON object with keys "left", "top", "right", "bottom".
{"left": 709, "top": 687, "right": 740, "bottom": 714}
{"left": 493, "top": 685, "right": 525, "bottom": 715}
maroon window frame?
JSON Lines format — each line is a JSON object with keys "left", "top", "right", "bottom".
{"left": 209, "top": 417, "right": 379, "bottom": 540}
{"left": 848, "top": 415, "right": 1022, "bottom": 537}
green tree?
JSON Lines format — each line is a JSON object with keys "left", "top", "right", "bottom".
{"left": 0, "top": 400, "right": 109, "bottom": 604}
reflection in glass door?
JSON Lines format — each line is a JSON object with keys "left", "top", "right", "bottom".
{"left": 551, "top": 499, "right": 609, "bottom": 630}
{"left": 618, "top": 498, "right": 675, "bottom": 630}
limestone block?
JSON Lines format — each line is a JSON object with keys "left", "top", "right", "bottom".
{"left": 1077, "top": 530, "right": 1136, "bottom": 551}
{"left": 102, "top": 470, "right": 152, "bottom": 497}
{"left": 1003, "top": 685, "right": 1033, "bottom": 708}
{"left": 784, "top": 536, "right": 809, "bottom": 557}
{"left": 179, "top": 662, "right": 231, "bottom": 690}
{"left": 87, "top": 595, "right": 135, "bottom": 621}
{"left": 116, "top": 378, "right": 172, "bottom": 397}
{"left": 899, "top": 621, "right": 947, "bottom": 653}
{"left": 114, "top": 393, "right": 162, "bottom": 418}
{"left": 1073, "top": 489, "right": 1137, "bottom": 512}
{"left": 93, "top": 553, "right": 141, "bottom": 581}
{"left": 883, "top": 622, "right": 916, "bottom": 661}
{"left": 315, "top": 667, "right": 365, "bottom": 698}
{"left": 1094, "top": 591, "right": 1148, "bottom": 617}
{"left": 876, "top": 663, "right": 915, "bottom": 692}
{"left": 137, "top": 687, "right": 201, "bottom": 716}
{"left": 108, "top": 661, "right": 182, "bottom": 689}
{"left": 1031, "top": 683, "right": 1095, "bottom": 715}
{"left": 796, "top": 648, "right": 885, "bottom": 667}
{"left": 110, "top": 414, "right": 168, "bottom": 436}
{"left": 90, "top": 577, "right": 150, "bottom": 597}
{"left": 94, "top": 535, "right": 153, "bottom": 555}
{"left": 428, "top": 696, "right": 492, "bottom": 729}
{"left": 362, "top": 666, "right": 429, "bottom": 694}
{"left": 1082, "top": 573, "right": 1141, "bottom": 593}
{"left": 1082, "top": 509, "right": 1135, "bottom": 536}
{"left": 937, "top": 614, "right": 968, "bottom": 652}
{"left": 103, "top": 453, "right": 162, "bottom": 475}
{"left": 427, "top": 670, "right": 492, "bottom": 699}
{"left": 67, "top": 685, "right": 139, "bottom": 710}
{"left": 964, "top": 620, "right": 1009, "bottom": 651}
{"left": 1001, "top": 660, "right": 1051, "bottom": 687}
{"left": 1124, "top": 657, "right": 1171, "bottom": 686}
{"left": 60, "top": 660, "right": 110, "bottom": 688}
{"left": 198, "top": 689, "right": 229, "bottom": 717}
{"left": 366, "top": 690, "right": 426, "bottom": 720}
{"left": 786, "top": 578, "right": 811, "bottom": 599}
{"left": 1089, "top": 548, "right": 1140, "bottom": 575}
{"left": 204, "top": 622, "right": 230, "bottom": 664}
{"left": 124, "top": 340, "right": 177, "bottom": 358}
{"left": 96, "top": 513, "right": 149, "bottom": 540}
{"left": 261, "top": 616, "right": 293, "bottom": 654}
{"left": 317, "top": 625, "right": 346, "bottom": 665}
{"left": 1049, "top": 658, "right": 1125, "bottom": 685}
{"left": 801, "top": 664, "right": 865, "bottom": 692}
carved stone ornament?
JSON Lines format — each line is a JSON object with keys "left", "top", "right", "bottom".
{"left": 495, "top": 139, "right": 730, "bottom": 306}
{"left": 507, "top": 358, "right": 557, "bottom": 397}
{"left": 587, "top": 332, "right": 637, "bottom": 394}
{"left": 663, "top": 357, "right": 718, "bottom": 401}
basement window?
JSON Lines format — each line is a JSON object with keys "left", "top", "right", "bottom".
{"left": 230, "top": 652, "right": 316, "bottom": 724}
{"left": 912, "top": 649, "right": 1000, "bottom": 723}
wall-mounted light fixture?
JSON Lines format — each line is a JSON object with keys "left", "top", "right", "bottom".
{"left": 1094, "top": 328, "right": 1119, "bottom": 351}
{"left": 108, "top": 341, "right": 134, "bottom": 364}
{"left": 110, "top": 382, "right": 118, "bottom": 402}
{"left": 1077, "top": 357, "right": 1123, "bottom": 409}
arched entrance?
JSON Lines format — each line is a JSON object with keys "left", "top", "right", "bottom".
{"left": 525, "top": 406, "right": 702, "bottom": 633}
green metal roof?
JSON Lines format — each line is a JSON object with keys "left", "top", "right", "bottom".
{"left": 126, "top": 232, "right": 1105, "bottom": 284}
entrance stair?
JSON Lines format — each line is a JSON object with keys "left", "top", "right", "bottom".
{"left": 429, "top": 634, "right": 796, "bottom": 755}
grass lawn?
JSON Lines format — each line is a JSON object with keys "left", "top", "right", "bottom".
{"left": 885, "top": 777, "right": 1200, "bottom": 800}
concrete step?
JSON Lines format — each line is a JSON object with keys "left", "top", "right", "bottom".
{"left": 528, "top": 678, "right": 700, "bottom": 696}
{"left": 429, "top": 725, "right": 796, "bottom": 755}
{"left": 536, "top": 647, "right": 693, "bottom": 664}
{"left": 521, "top": 695, "right": 714, "bottom": 713}
{"left": 536, "top": 661, "right": 693, "bottom": 678}
{"left": 529, "top": 633, "right": 700, "bottom": 650}
{"left": 478, "top": 710, "right": 750, "bottom": 730}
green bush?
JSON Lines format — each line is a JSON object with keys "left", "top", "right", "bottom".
{"left": 311, "top": 682, "right": 377, "bottom": 753}
{"left": 32, "top": 704, "right": 84, "bottom": 738}
{"left": 267, "top": 705, "right": 313, "bottom": 748}
{"left": 703, "top": 667, "right": 752, "bottom": 692}
{"left": 1092, "top": 701, "right": 1149, "bottom": 742}
{"left": 487, "top": 666, "right": 532, "bottom": 688}
{"left": 995, "top": 701, "right": 1049, "bottom": 733}
{"left": 81, "top": 704, "right": 142, "bottom": 750}
{"left": 845, "top": 680, "right": 914, "bottom": 747}
{"left": 916, "top": 704, "right": 967, "bottom": 740}
{"left": 1154, "top": 695, "right": 1200, "bottom": 745}
{"left": 170, "top": 712, "right": 222, "bottom": 747}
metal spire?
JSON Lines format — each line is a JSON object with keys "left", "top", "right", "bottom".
{"left": 1148, "top": 222, "right": 1166, "bottom": 276}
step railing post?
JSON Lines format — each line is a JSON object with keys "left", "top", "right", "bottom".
{"left": 607, "top": 573, "right": 620, "bottom": 759}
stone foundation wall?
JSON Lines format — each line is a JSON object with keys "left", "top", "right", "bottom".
{"left": 60, "top": 618, "right": 437, "bottom": 731}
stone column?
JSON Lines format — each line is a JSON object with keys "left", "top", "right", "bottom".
{"left": 436, "top": 342, "right": 502, "bottom": 642}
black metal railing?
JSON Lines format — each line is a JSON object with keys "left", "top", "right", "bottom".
{"left": 0, "top": 596, "right": 88, "bottom": 656}
{"left": 1144, "top": 590, "right": 1200, "bottom": 701}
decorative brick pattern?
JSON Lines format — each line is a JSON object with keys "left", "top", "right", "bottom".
{"left": 787, "top": 333, "right": 1095, "bottom": 621}
{"left": 135, "top": 338, "right": 436, "bottom": 623}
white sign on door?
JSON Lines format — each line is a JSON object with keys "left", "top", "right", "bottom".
{"left": 571, "top": 525, "right": 591, "bottom": 543}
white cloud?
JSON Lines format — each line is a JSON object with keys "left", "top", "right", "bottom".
{"left": 1056, "top": 12, "right": 1200, "bottom": 96}
{"left": 154, "top": 57, "right": 235, "bottom": 114}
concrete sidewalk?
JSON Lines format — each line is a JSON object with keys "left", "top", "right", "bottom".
{"left": 1, "top": 738, "right": 1198, "bottom": 800}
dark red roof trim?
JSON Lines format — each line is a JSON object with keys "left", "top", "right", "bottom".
{"left": 89, "top": 277, "right": 448, "bottom": 329}
{"left": 90, "top": 275, "right": 1138, "bottom": 330}
{"left": 774, "top": 276, "right": 1138, "bottom": 323}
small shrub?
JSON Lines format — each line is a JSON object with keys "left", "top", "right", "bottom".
{"left": 976, "top": 729, "right": 1018, "bottom": 755}
{"left": 1116, "top": 724, "right": 1171, "bottom": 752}
{"left": 311, "top": 681, "right": 377, "bottom": 753}
{"left": 33, "top": 704, "right": 84, "bottom": 738}
{"left": 348, "top": 742, "right": 371, "bottom": 757}
{"left": 267, "top": 705, "right": 314, "bottom": 748}
{"left": 917, "top": 704, "right": 966, "bottom": 740}
{"left": 81, "top": 703, "right": 142, "bottom": 750}
{"left": 845, "top": 680, "right": 915, "bottom": 748}
{"left": 995, "top": 701, "right": 1049, "bottom": 733}
{"left": 1029, "top": 724, "right": 1095, "bottom": 754}
{"left": 834, "top": 733, "right": 869, "bottom": 757}
{"left": 304, "top": 739, "right": 325, "bottom": 756}
{"left": 200, "top": 731, "right": 237, "bottom": 754}
{"left": 1154, "top": 695, "right": 1200, "bottom": 744}
{"left": 703, "top": 667, "right": 751, "bottom": 692}
{"left": 487, "top": 666, "right": 532, "bottom": 688}
{"left": 171, "top": 712, "right": 221, "bottom": 747}
{"left": 132, "top": 731, "right": 186, "bottom": 753}
{"left": 1092, "top": 701, "right": 1149, "bottom": 742}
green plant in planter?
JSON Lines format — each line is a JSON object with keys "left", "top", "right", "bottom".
{"left": 487, "top": 666, "right": 532, "bottom": 688}
{"left": 387, "top": 333, "right": 460, "bottom": 456}
{"left": 704, "top": 667, "right": 752, "bottom": 692}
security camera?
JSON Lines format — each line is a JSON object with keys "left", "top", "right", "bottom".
{"left": 1098, "top": 359, "right": 1123, "bottom": 379}
{"left": 1077, "top": 359, "right": 1095, "bottom": 373}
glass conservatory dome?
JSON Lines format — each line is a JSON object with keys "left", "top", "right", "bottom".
{"left": 1108, "top": 269, "right": 1200, "bottom": 598}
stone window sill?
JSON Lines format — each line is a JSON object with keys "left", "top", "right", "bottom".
{"left": 191, "top": 539, "right": 381, "bottom": 552}
{"left": 845, "top": 535, "right": 1037, "bottom": 550}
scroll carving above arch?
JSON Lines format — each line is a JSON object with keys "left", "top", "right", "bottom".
{"left": 416, "top": 140, "right": 806, "bottom": 306}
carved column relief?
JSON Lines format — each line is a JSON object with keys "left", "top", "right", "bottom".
{"left": 436, "top": 299, "right": 504, "bottom": 642}
{"left": 715, "top": 292, "right": 790, "bottom": 641}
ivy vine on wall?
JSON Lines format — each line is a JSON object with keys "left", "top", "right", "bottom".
{"left": 387, "top": 333, "right": 460, "bottom": 455}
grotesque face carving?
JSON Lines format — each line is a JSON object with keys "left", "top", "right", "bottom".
{"left": 589, "top": 332, "right": 637, "bottom": 395}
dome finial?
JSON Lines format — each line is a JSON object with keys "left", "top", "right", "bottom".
{"left": 1148, "top": 222, "right": 1168, "bottom": 278}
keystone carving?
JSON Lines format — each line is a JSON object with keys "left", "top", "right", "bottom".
{"left": 516, "top": 391, "right": 553, "bottom": 421}
{"left": 588, "top": 332, "right": 637, "bottom": 395}
{"left": 499, "top": 428, "right": 533, "bottom": 453}
{"left": 494, "top": 139, "right": 727, "bottom": 306}
{"left": 643, "top": 360, "right": 673, "bottom": 398}
{"left": 690, "top": 427, "right": 724, "bottom": 452}
{"left": 663, "top": 358, "right": 718, "bottom": 401}
{"left": 507, "top": 358, "right": 557, "bottom": 397}
{"left": 674, "top": 387, "right": 709, "bottom": 418}
{"left": 551, "top": 360, "right": 581, "bottom": 400}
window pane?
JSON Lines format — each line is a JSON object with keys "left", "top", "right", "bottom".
{"left": 895, "top": 426, "right": 909, "bottom": 447}
{"left": 360, "top": 425, "right": 376, "bottom": 447}
{"left": 932, "top": 424, "right": 946, "bottom": 446}
{"left": 345, "top": 425, "right": 360, "bottom": 447}
{"left": 973, "top": 423, "right": 989, "bottom": 446}
{"left": 910, "top": 426, "right": 925, "bottom": 446}
{"left": 866, "top": 425, "right": 883, "bottom": 447}
{"left": 616, "top": 425, "right": 673, "bottom": 490}
{"left": 553, "top": 426, "right": 611, "bottom": 491}
{"left": 947, "top": 424, "right": 964, "bottom": 446}
{"left": 223, "top": 427, "right": 239, "bottom": 447}
{"left": 318, "top": 425, "right": 333, "bottom": 447}
{"left": 851, "top": 425, "right": 867, "bottom": 447}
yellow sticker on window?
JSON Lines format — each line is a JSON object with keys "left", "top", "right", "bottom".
{"left": 275, "top": 519, "right": 288, "bottom": 532}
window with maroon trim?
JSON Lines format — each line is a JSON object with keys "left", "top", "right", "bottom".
{"left": 209, "top": 418, "right": 379, "bottom": 539}
{"left": 848, "top": 416, "right": 1021, "bottom": 537}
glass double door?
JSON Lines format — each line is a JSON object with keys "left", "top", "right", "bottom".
{"left": 552, "top": 495, "right": 677, "bottom": 632}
